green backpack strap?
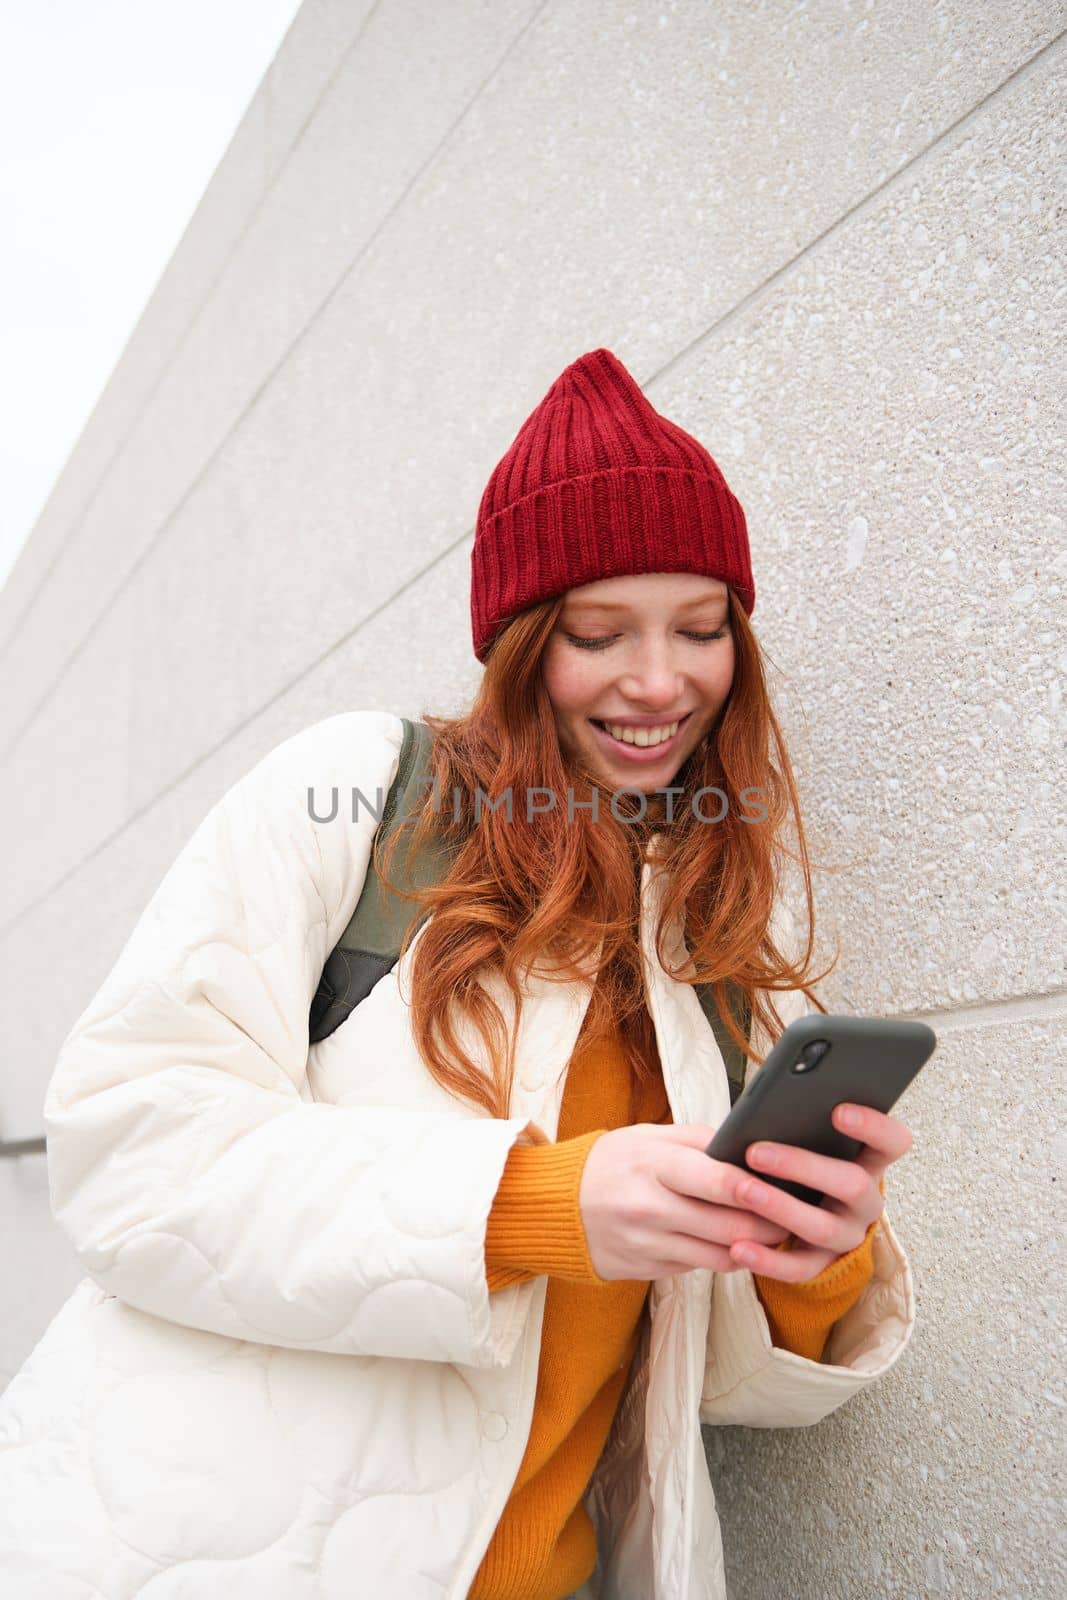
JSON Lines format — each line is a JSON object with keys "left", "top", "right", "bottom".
{"left": 694, "top": 980, "right": 752, "bottom": 1106}
{"left": 309, "top": 717, "right": 453, "bottom": 1043}
{"left": 309, "top": 716, "right": 753, "bottom": 1101}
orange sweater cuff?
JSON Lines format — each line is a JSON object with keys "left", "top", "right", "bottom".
{"left": 753, "top": 1178, "right": 886, "bottom": 1363}
{"left": 484, "top": 1131, "right": 607, "bottom": 1290}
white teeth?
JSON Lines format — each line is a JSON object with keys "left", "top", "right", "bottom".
{"left": 604, "top": 719, "right": 680, "bottom": 747}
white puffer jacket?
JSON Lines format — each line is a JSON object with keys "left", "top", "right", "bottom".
{"left": 0, "top": 710, "right": 915, "bottom": 1600}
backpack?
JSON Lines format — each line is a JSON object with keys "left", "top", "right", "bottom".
{"left": 308, "top": 716, "right": 752, "bottom": 1103}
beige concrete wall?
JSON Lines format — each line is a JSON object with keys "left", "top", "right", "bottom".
{"left": 1, "top": 2, "right": 1063, "bottom": 1593}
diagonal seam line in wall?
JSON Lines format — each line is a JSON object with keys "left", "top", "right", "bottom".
{"left": 0, "top": 1137, "right": 47, "bottom": 1159}
{"left": 0, "top": 529, "right": 464, "bottom": 944}
{"left": 0, "top": 0, "right": 389, "bottom": 668}
{"left": 0, "top": 0, "right": 551, "bottom": 709}
{"left": 650, "top": 26, "right": 1067, "bottom": 390}
{"left": 6, "top": 990, "right": 1067, "bottom": 1150}
{"left": 0, "top": 16, "right": 1057, "bottom": 766}
{"left": 1, "top": 24, "right": 1063, "bottom": 941}
{"left": 0, "top": 16, "right": 1059, "bottom": 763}
{"left": 3, "top": 16, "right": 1061, "bottom": 773}
{"left": 895, "top": 989, "right": 1067, "bottom": 1033}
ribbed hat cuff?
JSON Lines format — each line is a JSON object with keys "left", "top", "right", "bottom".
{"left": 471, "top": 464, "right": 754, "bottom": 662}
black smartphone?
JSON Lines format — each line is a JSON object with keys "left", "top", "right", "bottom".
{"left": 704, "top": 1012, "right": 937, "bottom": 1206}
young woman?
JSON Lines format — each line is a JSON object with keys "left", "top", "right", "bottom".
{"left": 0, "top": 348, "right": 915, "bottom": 1600}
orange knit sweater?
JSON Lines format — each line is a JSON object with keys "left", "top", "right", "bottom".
{"left": 468, "top": 1006, "right": 881, "bottom": 1600}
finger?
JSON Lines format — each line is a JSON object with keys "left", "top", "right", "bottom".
{"left": 728, "top": 1238, "right": 838, "bottom": 1281}
{"left": 657, "top": 1241, "right": 740, "bottom": 1276}
{"left": 659, "top": 1143, "right": 758, "bottom": 1206}
{"left": 732, "top": 1171, "right": 869, "bottom": 1255}
{"left": 830, "top": 1104, "right": 913, "bottom": 1168}
{"left": 745, "top": 1140, "right": 878, "bottom": 1216}
{"left": 665, "top": 1193, "right": 791, "bottom": 1248}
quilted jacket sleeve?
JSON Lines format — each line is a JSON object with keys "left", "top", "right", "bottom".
{"left": 699, "top": 1206, "right": 914, "bottom": 1427}
{"left": 43, "top": 710, "right": 537, "bottom": 1368}
{"left": 699, "top": 962, "right": 916, "bottom": 1428}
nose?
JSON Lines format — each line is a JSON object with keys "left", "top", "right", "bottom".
{"left": 616, "top": 639, "right": 687, "bottom": 709}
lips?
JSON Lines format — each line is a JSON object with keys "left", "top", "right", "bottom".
{"left": 588, "top": 713, "right": 692, "bottom": 762}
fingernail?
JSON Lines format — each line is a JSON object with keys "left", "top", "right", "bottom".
{"left": 838, "top": 1106, "right": 861, "bottom": 1131}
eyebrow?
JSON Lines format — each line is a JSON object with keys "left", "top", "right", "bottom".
{"left": 563, "top": 591, "right": 728, "bottom": 614}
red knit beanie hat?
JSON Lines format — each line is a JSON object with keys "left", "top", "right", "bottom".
{"left": 470, "top": 347, "right": 754, "bottom": 664}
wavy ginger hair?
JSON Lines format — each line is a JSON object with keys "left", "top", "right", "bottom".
{"left": 374, "top": 586, "right": 837, "bottom": 1121}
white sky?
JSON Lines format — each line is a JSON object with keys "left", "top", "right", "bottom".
{"left": 0, "top": 0, "right": 304, "bottom": 596}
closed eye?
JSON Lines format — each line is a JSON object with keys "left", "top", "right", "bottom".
{"left": 565, "top": 628, "right": 728, "bottom": 652}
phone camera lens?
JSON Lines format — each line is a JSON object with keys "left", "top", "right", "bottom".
{"left": 792, "top": 1039, "right": 831, "bottom": 1074}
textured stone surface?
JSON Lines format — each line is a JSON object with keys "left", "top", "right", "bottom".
{"left": 708, "top": 1009, "right": 1067, "bottom": 1599}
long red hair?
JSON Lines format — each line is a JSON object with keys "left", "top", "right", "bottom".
{"left": 374, "top": 587, "right": 837, "bottom": 1119}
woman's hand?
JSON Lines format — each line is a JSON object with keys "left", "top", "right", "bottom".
{"left": 578, "top": 1123, "right": 793, "bottom": 1281}
{"left": 725, "top": 1102, "right": 913, "bottom": 1282}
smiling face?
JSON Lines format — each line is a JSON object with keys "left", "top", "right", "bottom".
{"left": 540, "top": 571, "right": 736, "bottom": 793}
